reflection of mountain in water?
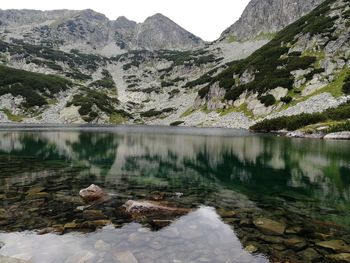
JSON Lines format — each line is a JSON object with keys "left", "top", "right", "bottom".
{"left": 2, "top": 131, "right": 350, "bottom": 200}
{"left": 0, "top": 129, "right": 350, "bottom": 210}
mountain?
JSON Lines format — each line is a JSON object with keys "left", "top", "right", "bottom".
{"left": 0, "top": 9, "right": 204, "bottom": 55}
{"left": 188, "top": 0, "right": 350, "bottom": 132}
{"left": 132, "top": 13, "right": 203, "bottom": 51}
{"left": 0, "top": 0, "right": 349, "bottom": 136}
{"left": 220, "top": 0, "right": 324, "bottom": 41}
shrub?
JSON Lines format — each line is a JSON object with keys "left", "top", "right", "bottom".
{"left": 281, "top": 96, "right": 293, "bottom": 104}
{"left": 224, "top": 86, "right": 245, "bottom": 101}
{"left": 161, "top": 81, "right": 173, "bottom": 88}
{"left": 140, "top": 108, "right": 175, "bottom": 118}
{"left": 327, "top": 121, "right": 350, "bottom": 133}
{"left": 170, "top": 121, "right": 184, "bottom": 126}
{"left": 67, "top": 87, "right": 119, "bottom": 122}
{"left": 251, "top": 101, "right": 350, "bottom": 132}
{"left": 89, "top": 77, "right": 116, "bottom": 90}
{"left": 259, "top": 94, "right": 276, "bottom": 107}
{"left": 342, "top": 82, "right": 350, "bottom": 94}
{"left": 0, "top": 65, "right": 72, "bottom": 108}
{"left": 198, "top": 86, "right": 210, "bottom": 98}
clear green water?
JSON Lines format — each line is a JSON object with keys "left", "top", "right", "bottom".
{"left": 0, "top": 126, "right": 350, "bottom": 263}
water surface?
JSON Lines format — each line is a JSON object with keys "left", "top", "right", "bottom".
{"left": 0, "top": 126, "right": 349, "bottom": 263}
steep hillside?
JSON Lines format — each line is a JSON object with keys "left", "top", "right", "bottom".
{"left": 0, "top": 9, "right": 204, "bottom": 55}
{"left": 0, "top": 38, "right": 222, "bottom": 124}
{"left": 172, "top": 0, "right": 350, "bottom": 131}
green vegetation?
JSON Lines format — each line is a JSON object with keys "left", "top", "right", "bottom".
{"left": 343, "top": 75, "right": 350, "bottom": 94}
{"left": 161, "top": 81, "right": 173, "bottom": 88}
{"left": 0, "top": 65, "right": 72, "bottom": 108}
{"left": 157, "top": 50, "right": 218, "bottom": 67}
{"left": 67, "top": 87, "right": 119, "bottom": 122}
{"left": 198, "top": 86, "right": 210, "bottom": 98}
{"left": 140, "top": 108, "right": 175, "bottom": 118}
{"left": 251, "top": 101, "right": 350, "bottom": 132}
{"left": 109, "top": 111, "right": 131, "bottom": 124}
{"left": 180, "top": 107, "right": 195, "bottom": 118}
{"left": 327, "top": 121, "right": 350, "bottom": 133}
{"left": 89, "top": 69, "right": 116, "bottom": 90}
{"left": 170, "top": 121, "right": 184, "bottom": 126}
{"left": 193, "top": 0, "right": 337, "bottom": 100}
{"left": 0, "top": 40, "right": 106, "bottom": 71}
{"left": 65, "top": 70, "right": 92, "bottom": 81}
{"left": 29, "top": 59, "right": 63, "bottom": 71}
{"left": 280, "top": 96, "right": 293, "bottom": 104}
{"left": 254, "top": 32, "right": 277, "bottom": 40}
{"left": 259, "top": 94, "right": 276, "bottom": 107}
{"left": 227, "top": 36, "right": 237, "bottom": 43}
{"left": 0, "top": 109, "right": 23, "bottom": 122}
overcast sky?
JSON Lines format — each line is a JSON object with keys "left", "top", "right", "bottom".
{"left": 0, "top": 0, "right": 251, "bottom": 41}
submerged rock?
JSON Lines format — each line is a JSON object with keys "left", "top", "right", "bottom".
{"left": 79, "top": 184, "right": 108, "bottom": 203}
{"left": 326, "top": 253, "right": 350, "bottom": 262}
{"left": 253, "top": 217, "right": 286, "bottom": 235}
{"left": 298, "top": 248, "right": 321, "bottom": 262}
{"left": 0, "top": 241, "right": 4, "bottom": 249}
{"left": 113, "top": 251, "right": 138, "bottom": 263}
{"left": 316, "top": 240, "right": 350, "bottom": 253}
{"left": 122, "top": 200, "right": 190, "bottom": 217}
{"left": 94, "top": 240, "right": 111, "bottom": 252}
{"left": 245, "top": 244, "right": 258, "bottom": 253}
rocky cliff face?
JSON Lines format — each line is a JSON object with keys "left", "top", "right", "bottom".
{"left": 220, "top": 0, "right": 324, "bottom": 41}
{"left": 0, "top": 9, "right": 204, "bottom": 55}
{"left": 133, "top": 14, "right": 203, "bottom": 51}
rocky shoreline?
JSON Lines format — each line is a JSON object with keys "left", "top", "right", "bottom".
{"left": 276, "top": 131, "right": 350, "bottom": 140}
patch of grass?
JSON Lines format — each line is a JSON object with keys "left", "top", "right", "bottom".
{"left": 181, "top": 107, "right": 195, "bottom": 117}
{"left": 1, "top": 109, "right": 23, "bottom": 122}
{"left": 320, "top": 67, "right": 350, "bottom": 97}
{"left": 254, "top": 32, "right": 277, "bottom": 40}
{"left": 227, "top": 36, "right": 237, "bottom": 43}
{"left": 110, "top": 112, "right": 126, "bottom": 124}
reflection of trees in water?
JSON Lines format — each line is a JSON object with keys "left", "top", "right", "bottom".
{"left": 0, "top": 130, "right": 350, "bottom": 206}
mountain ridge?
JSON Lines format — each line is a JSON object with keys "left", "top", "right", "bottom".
{"left": 0, "top": 9, "right": 204, "bottom": 55}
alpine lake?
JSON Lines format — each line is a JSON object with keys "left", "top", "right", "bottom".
{"left": 0, "top": 125, "right": 349, "bottom": 263}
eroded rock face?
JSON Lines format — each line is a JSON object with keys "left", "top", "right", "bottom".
{"left": 220, "top": 0, "right": 324, "bottom": 41}
{"left": 79, "top": 184, "right": 107, "bottom": 202}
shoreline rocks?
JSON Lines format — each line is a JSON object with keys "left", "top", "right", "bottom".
{"left": 324, "top": 132, "right": 350, "bottom": 140}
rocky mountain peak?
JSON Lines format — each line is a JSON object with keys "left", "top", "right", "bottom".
{"left": 135, "top": 13, "right": 204, "bottom": 50}
{"left": 0, "top": 9, "right": 204, "bottom": 54}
